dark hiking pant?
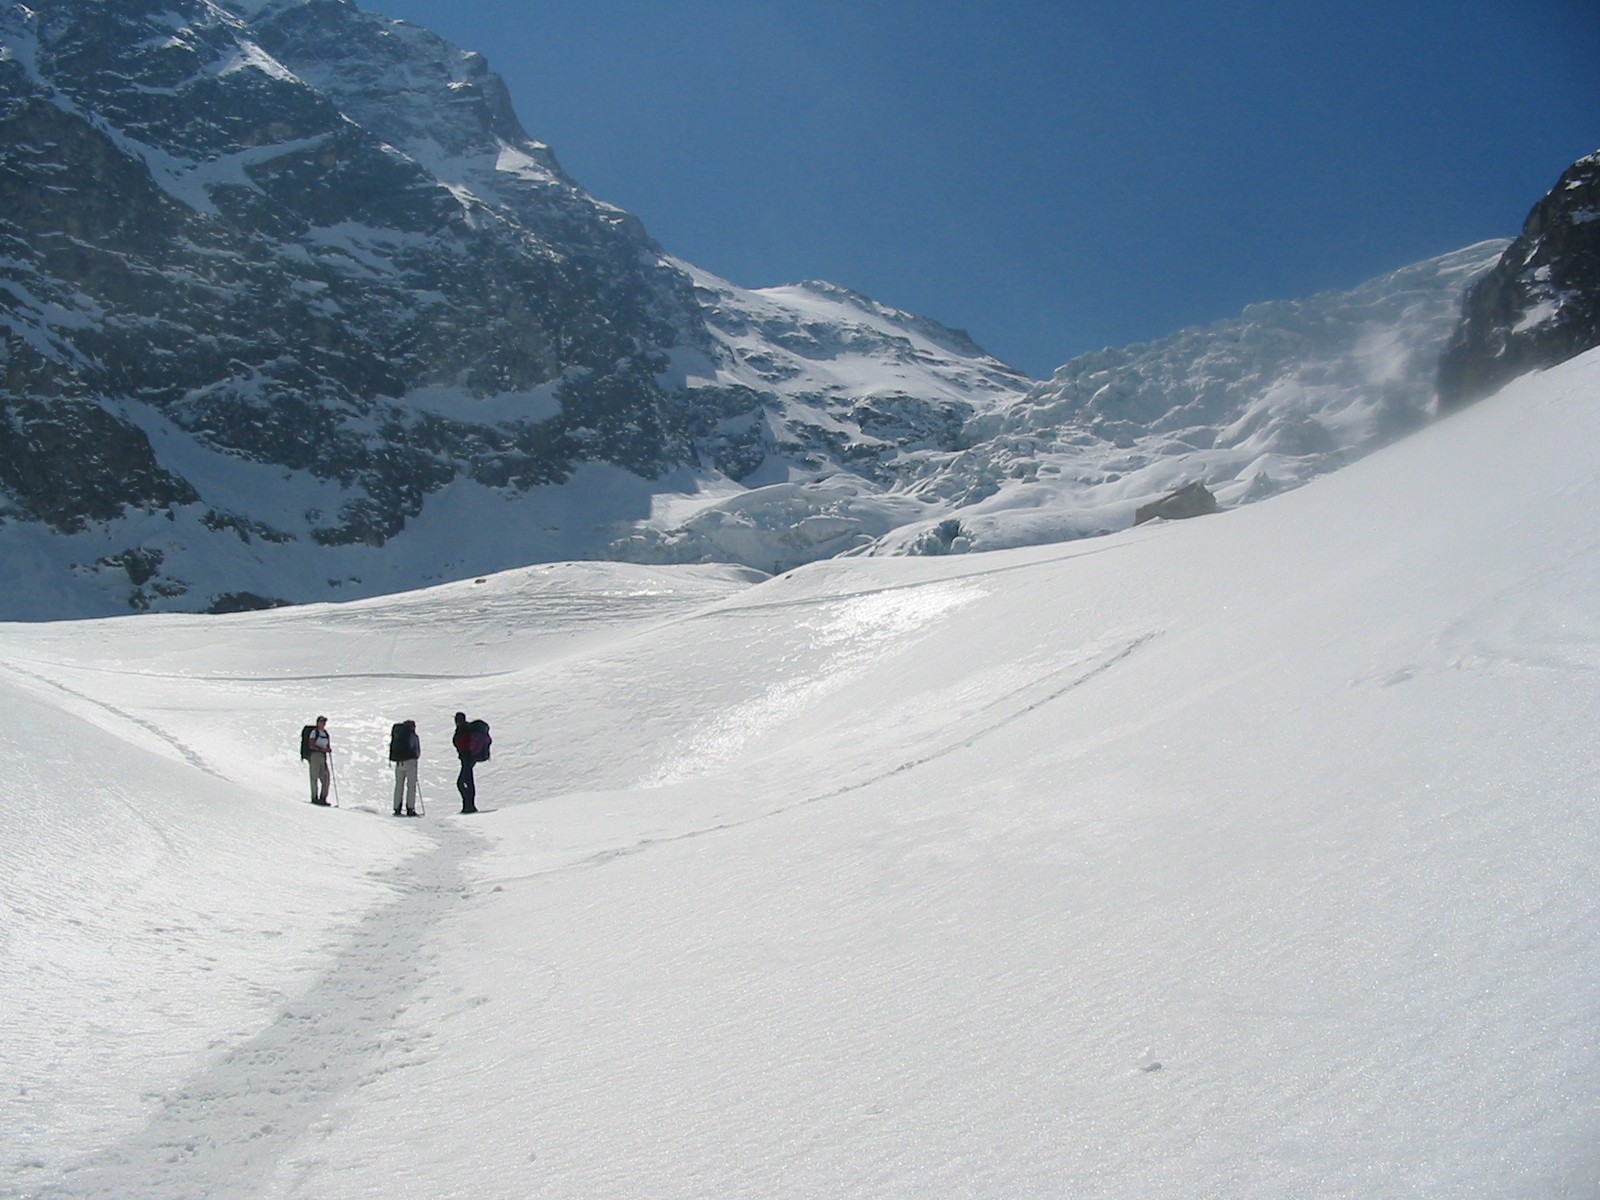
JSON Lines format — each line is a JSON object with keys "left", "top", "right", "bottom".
{"left": 457, "top": 757, "right": 477, "bottom": 812}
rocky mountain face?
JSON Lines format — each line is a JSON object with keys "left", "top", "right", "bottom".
{"left": 1, "top": 0, "right": 694, "bottom": 537}
{"left": 0, "top": 0, "right": 1529, "bottom": 618}
{"left": 0, "top": 0, "right": 1028, "bottom": 617}
{"left": 1437, "top": 150, "right": 1600, "bottom": 411}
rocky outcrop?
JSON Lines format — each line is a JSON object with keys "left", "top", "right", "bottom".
{"left": 1437, "top": 151, "right": 1600, "bottom": 411}
{"left": 0, "top": 0, "right": 674, "bottom": 541}
{"left": 1133, "top": 481, "right": 1218, "bottom": 526}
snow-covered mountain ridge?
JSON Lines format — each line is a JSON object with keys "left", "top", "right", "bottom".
{"left": 0, "top": 0, "right": 1038, "bottom": 617}
{"left": 3, "top": 347, "right": 1597, "bottom": 1196}
{"left": 597, "top": 241, "right": 1506, "bottom": 569}
{"left": 0, "top": 0, "right": 1551, "bottom": 618}
{"left": 868, "top": 241, "right": 1508, "bottom": 555}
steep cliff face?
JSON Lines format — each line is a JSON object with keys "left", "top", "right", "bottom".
{"left": 0, "top": 0, "right": 704, "bottom": 544}
{"left": 1437, "top": 150, "right": 1600, "bottom": 411}
{"left": 0, "top": 0, "right": 1030, "bottom": 616}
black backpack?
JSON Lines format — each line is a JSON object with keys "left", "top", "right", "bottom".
{"left": 299, "top": 724, "right": 316, "bottom": 761}
{"left": 388, "top": 722, "right": 410, "bottom": 762}
{"left": 467, "top": 718, "right": 492, "bottom": 762}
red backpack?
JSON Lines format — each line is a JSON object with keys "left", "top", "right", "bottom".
{"left": 456, "top": 719, "right": 492, "bottom": 762}
{"left": 467, "top": 720, "right": 492, "bottom": 762}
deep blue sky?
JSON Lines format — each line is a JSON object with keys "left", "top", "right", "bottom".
{"left": 368, "top": 1, "right": 1596, "bottom": 379}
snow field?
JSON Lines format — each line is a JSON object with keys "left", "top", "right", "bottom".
{"left": 3, "top": 353, "right": 1600, "bottom": 1196}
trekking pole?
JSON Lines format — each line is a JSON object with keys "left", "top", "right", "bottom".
{"left": 417, "top": 783, "right": 426, "bottom": 817}
{"left": 330, "top": 755, "right": 342, "bottom": 808}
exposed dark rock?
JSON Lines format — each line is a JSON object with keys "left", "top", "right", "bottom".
{"left": 0, "top": 360, "right": 198, "bottom": 531}
{"left": 93, "top": 545, "right": 188, "bottom": 609}
{"left": 99, "top": 546, "right": 164, "bottom": 587}
{"left": 1134, "top": 481, "right": 1219, "bottom": 526}
{"left": 0, "top": 0, "right": 711, "bottom": 546}
{"left": 206, "top": 591, "right": 291, "bottom": 614}
{"left": 1438, "top": 151, "right": 1600, "bottom": 411}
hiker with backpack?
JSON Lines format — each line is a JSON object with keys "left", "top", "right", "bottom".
{"left": 389, "top": 719, "right": 421, "bottom": 817}
{"left": 452, "top": 710, "right": 491, "bottom": 814}
{"left": 302, "top": 715, "right": 332, "bottom": 806}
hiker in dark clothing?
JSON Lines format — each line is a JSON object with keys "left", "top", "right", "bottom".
{"left": 453, "top": 711, "right": 479, "bottom": 813}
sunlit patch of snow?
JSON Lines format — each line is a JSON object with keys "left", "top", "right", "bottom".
{"left": 215, "top": 39, "right": 298, "bottom": 83}
{"left": 643, "top": 580, "right": 984, "bottom": 786}
{"left": 1513, "top": 298, "right": 1560, "bottom": 334}
{"left": 494, "top": 141, "right": 556, "bottom": 182}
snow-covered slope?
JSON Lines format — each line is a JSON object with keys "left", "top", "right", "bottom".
{"left": 602, "top": 244, "right": 1504, "bottom": 571}
{"left": 863, "top": 241, "right": 1506, "bottom": 555}
{"left": 4, "top": 349, "right": 1598, "bottom": 1198}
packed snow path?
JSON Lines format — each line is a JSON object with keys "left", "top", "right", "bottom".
{"left": 4, "top": 353, "right": 1600, "bottom": 1197}
{"left": 28, "top": 821, "right": 478, "bottom": 1199}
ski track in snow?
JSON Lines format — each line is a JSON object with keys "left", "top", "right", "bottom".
{"left": 697, "top": 529, "right": 1148, "bottom": 621}
{"left": 510, "top": 630, "right": 1166, "bottom": 882}
{"left": 29, "top": 821, "right": 481, "bottom": 1200}
{"left": 0, "top": 659, "right": 224, "bottom": 780}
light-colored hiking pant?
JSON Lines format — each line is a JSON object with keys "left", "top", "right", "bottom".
{"left": 307, "top": 751, "right": 330, "bottom": 802}
{"left": 394, "top": 760, "right": 418, "bottom": 812}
